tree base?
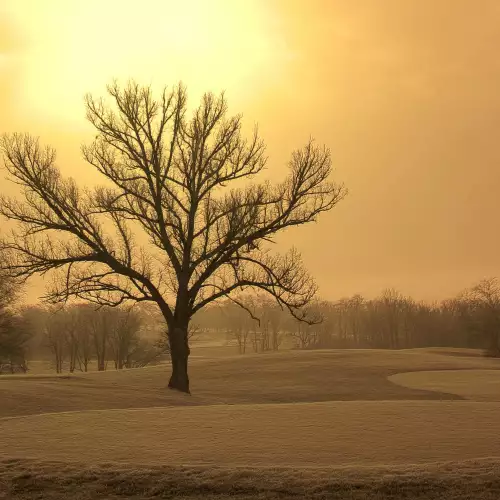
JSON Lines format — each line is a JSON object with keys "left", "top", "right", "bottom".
{"left": 168, "top": 379, "right": 191, "bottom": 394}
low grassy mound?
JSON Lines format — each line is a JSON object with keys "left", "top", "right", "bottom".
{"left": 1, "top": 349, "right": 499, "bottom": 418}
{"left": 2, "top": 402, "right": 500, "bottom": 467}
{"left": 409, "top": 347, "right": 488, "bottom": 357}
{"left": 388, "top": 369, "right": 500, "bottom": 401}
{"left": 1, "top": 457, "right": 500, "bottom": 500}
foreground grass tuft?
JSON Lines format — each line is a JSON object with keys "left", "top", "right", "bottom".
{"left": 1, "top": 458, "right": 500, "bottom": 499}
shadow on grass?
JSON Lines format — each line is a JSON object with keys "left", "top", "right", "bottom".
{"left": 0, "top": 373, "right": 74, "bottom": 381}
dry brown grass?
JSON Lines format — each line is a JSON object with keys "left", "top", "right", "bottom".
{"left": 1, "top": 457, "right": 500, "bottom": 499}
{"left": 1, "top": 348, "right": 499, "bottom": 418}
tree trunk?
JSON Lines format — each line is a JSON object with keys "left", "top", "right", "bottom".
{"left": 168, "top": 326, "right": 190, "bottom": 393}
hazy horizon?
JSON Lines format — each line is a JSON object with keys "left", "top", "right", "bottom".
{"left": 2, "top": 0, "right": 500, "bottom": 304}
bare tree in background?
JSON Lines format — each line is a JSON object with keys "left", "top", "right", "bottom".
{"left": 0, "top": 81, "right": 345, "bottom": 393}
{"left": 235, "top": 322, "right": 252, "bottom": 354}
{"left": 0, "top": 266, "right": 30, "bottom": 374}
{"left": 288, "top": 300, "right": 322, "bottom": 349}
{"left": 89, "top": 307, "right": 112, "bottom": 372}
{"left": 458, "top": 278, "right": 500, "bottom": 357}
{"left": 364, "top": 289, "right": 408, "bottom": 349}
{"left": 108, "top": 306, "right": 142, "bottom": 369}
{"left": 267, "top": 302, "right": 285, "bottom": 351}
{"left": 44, "top": 307, "right": 67, "bottom": 374}
{"left": 63, "top": 307, "right": 81, "bottom": 372}
{"left": 74, "top": 305, "right": 93, "bottom": 372}
{"left": 221, "top": 298, "right": 255, "bottom": 354}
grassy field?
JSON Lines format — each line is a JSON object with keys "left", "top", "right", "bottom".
{"left": 1, "top": 347, "right": 499, "bottom": 499}
{"left": 2, "top": 348, "right": 499, "bottom": 418}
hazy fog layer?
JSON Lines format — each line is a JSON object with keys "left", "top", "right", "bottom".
{"left": 1, "top": 0, "right": 499, "bottom": 302}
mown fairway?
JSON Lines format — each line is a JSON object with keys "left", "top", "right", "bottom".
{"left": 1, "top": 347, "right": 499, "bottom": 418}
{"left": 2, "top": 401, "right": 500, "bottom": 467}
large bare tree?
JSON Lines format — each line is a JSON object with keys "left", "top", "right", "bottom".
{"left": 0, "top": 81, "right": 346, "bottom": 392}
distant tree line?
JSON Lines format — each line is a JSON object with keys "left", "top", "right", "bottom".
{"left": 18, "top": 303, "right": 167, "bottom": 373}
{"left": 198, "top": 280, "right": 500, "bottom": 357}
{"left": 0, "top": 262, "right": 168, "bottom": 373}
{"left": 2, "top": 275, "right": 500, "bottom": 375}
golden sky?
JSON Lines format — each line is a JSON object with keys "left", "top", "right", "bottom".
{"left": 1, "top": 0, "right": 500, "bottom": 303}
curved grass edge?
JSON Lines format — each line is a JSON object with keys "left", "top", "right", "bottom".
{"left": 388, "top": 369, "right": 500, "bottom": 401}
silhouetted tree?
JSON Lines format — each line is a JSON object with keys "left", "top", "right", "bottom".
{"left": 0, "top": 80, "right": 346, "bottom": 392}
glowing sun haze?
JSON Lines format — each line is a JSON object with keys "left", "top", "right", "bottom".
{"left": 1, "top": 0, "right": 500, "bottom": 303}
{"left": 2, "top": 0, "right": 291, "bottom": 123}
